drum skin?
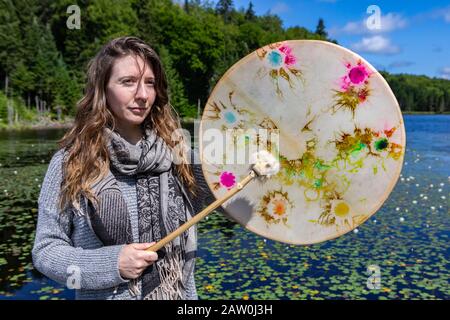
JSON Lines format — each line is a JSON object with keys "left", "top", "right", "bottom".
{"left": 199, "top": 40, "right": 406, "bottom": 245}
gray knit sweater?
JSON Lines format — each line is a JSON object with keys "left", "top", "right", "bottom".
{"left": 32, "top": 148, "right": 215, "bottom": 300}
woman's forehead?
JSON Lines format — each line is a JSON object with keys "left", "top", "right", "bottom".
{"left": 111, "top": 55, "right": 154, "bottom": 77}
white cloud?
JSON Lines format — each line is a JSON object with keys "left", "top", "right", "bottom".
{"left": 412, "top": 5, "right": 450, "bottom": 24}
{"left": 338, "top": 13, "right": 407, "bottom": 35}
{"left": 440, "top": 67, "right": 450, "bottom": 79}
{"left": 351, "top": 35, "right": 400, "bottom": 55}
{"left": 432, "top": 6, "right": 450, "bottom": 23}
{"left": 270, "top": 2, "right": 289, "bottom": 15}
{"left": 341, "top": 21, "right": 363, "bottom": 34}
{"left": 375, "top": 13, "right": 407, "bottom": 32}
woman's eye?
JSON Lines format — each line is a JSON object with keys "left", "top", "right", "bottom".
{"left": 122, "top": 79, "right": 135, "bottom": 86}
{"left": 146, "top": 81, "right": 155, "bottom": 86}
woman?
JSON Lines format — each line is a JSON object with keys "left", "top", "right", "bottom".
{"left": 32, "top": 36, "right": 215, "bottom": 300}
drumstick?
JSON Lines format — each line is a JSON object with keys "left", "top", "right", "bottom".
{"left": 147, "top": 150, "right": 280, "bottom": 252}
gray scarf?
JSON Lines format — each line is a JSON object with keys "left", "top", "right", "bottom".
{"left": 88, "top": 127, "right": 197, "bottom": 299}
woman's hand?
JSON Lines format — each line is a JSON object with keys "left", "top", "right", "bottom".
{"left": 118, "top": 242, "right": 158, "bottom": 279}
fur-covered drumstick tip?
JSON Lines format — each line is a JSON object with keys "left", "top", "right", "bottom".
{"left": 251, "top": 150, "right": 280, "bottom": 177}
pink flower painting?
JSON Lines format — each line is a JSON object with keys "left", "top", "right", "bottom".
{"left": 332, "top": 60, "right": 373, "bottom": 118}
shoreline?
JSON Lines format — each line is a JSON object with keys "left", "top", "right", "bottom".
{"left": 0, "top": 122, "right": 74, "bottom": 131}
{"left": 0, "top": 114, "right": 448, "bottom": 131}
{"left": 402, "top": 112, "right": 450, "bottom": 115}
{"left": 0, "top": 119, "right": 198, "bottom": 131}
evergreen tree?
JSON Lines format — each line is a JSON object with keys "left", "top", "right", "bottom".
{"left": 158, "top": 46, "right": 195, "bottom": 118}
{"left": 215, "top": 0, "right": 234, "bottom": 22}
{"left": 0, "top": 0, "right": 23, "bottom": 80}
{"left": 315, "top": 18, "right": 327, "bottom": 38}
{"left": 245, "top": 1, "right": 256, "bottom": 21}
{"left": 10, "top": 62, "right": 35, "bottom": 98}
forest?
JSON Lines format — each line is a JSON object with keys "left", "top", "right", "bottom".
{"left": 1, "top": 0, "right": 449, "bottom": 127}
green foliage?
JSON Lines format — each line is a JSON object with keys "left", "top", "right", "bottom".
{"left": 0, "top": 0, "right": 23, "bottom": 75}
{"left": 0, "top": 92, "right": 7, "bottom": 124}
{"left": 158, "top": 46, "right": 196, "bottom": 118}
{"left": 12, "top": 96, "right": 37, "bottom": 122}
{"left": 0, "top": 0, "right": 447, "bottom": 128}
{"left": 0, "top": 91, "right": 38, "bottom": 126}
{"left": 381, "top": 71, "right": 450, "bottom": 113}
{"left": 10, "top": 62, "right": 35, "bottom": 94}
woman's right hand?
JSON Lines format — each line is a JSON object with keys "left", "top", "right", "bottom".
{"left": 118, "top": 242, "right": 158, "bottom": 279}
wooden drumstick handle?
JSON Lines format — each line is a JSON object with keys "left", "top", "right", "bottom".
{"left": 146, "top": 170, "right": 256, "bottom": 252}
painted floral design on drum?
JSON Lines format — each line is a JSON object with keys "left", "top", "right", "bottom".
{"left": 278, "top": 137, "right": 333, "bottom": 202}
{"left": 330, "top": 125, "right": 404, "bottom": 173}
{"left": 258, "top": 189, "right": 294, "bottom": 226}
{"left": 207, "top": 167, "right": 238, "bottom": 191}
{"left": 372, "top": 125, "right": 403, "bottom": 161}
{"left": 219, "top": 171, "right": 236, "bottom": 189}
{"left": 332, "top": 60, "right": 372, "bottom": 118}
{"left": 256, "top": 42, "right": 303, "bottom": 98}
{"left": 311, "top": 190, "right": 368, "bottom": 231}
{"left": 204, "top": 91, "right": 256, "bottom": 132}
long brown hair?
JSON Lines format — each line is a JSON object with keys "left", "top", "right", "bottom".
{"left": 59, "top": 36, "right": 195, "bottom": 211}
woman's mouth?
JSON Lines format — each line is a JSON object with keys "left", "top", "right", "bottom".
{"left": 129, "top": 108, "right": 147, "bottom": 114}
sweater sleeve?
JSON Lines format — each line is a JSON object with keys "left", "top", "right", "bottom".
{"left": 32, "top": 149, "right": 129, "bottom": 290}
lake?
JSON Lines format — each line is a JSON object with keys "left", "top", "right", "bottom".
{"left": 0, "top": 115, "right": 448, "bottom": 300}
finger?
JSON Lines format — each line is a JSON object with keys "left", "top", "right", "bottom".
{"left": 138, "top": 250, "right": 158, "bottom": 262}
{"left": 132, "top": 242, "right": 153, "bottom": 250}
{"left": 133, "top": 270, "right": 144, "bottom": 278}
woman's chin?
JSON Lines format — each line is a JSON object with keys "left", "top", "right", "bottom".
{"left": 125, "top": 114, "right": 148, "bottom": 125}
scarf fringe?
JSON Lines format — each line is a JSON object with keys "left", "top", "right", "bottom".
{"left": 128, "top": 278, "right": 141, "bottom": 297}
{"left": 143, "top": 245, "right": 184, "bottom": 300}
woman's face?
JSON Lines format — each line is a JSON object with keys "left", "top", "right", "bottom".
{"left": 106, "top": 55, "right": 156, "bottom": 133}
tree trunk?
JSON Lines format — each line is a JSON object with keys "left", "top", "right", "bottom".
{"left": 57, "top": 105, "right": 61, "bottom": 121}
{"left": 439, "top": 97, "right": 445, "bottom": 113}
{"left": 7, "top": 100, "right": 13, "bottom": 126}
{"left": 5, "top": 76, "right": 13, "bottom": 126}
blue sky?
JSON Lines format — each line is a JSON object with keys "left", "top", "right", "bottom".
{"left": 230, "top": 0, "right": 450, "bottom": 79}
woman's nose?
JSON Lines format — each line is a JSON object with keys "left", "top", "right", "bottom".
{"left": 135, "top": 81, "right": 149, "bottom": 101}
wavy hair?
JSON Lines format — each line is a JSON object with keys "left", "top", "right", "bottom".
{"left": 58, "top": 36, "right": 195, "bottom": 211}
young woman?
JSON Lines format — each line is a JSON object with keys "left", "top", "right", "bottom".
{"left": 32, "top": 36, "right": 215, "bottom": 300}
